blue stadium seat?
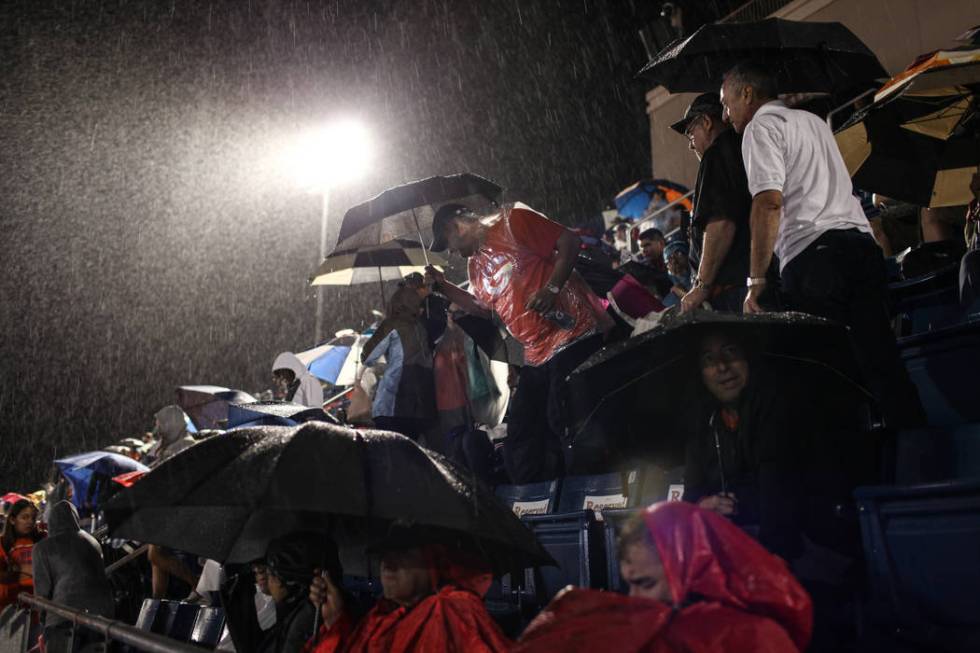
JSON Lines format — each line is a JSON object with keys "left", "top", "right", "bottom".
{"left": 599, "top": 508, "right": 642, "bottom": 595}
{"left": 900, "top": 321, "right": 980, "bottom": 427}
{"left": 494, "top": 480, "right": 560, "bottom": 517}
{"left": 166, "top": 602, "right": 202, "bottom": 642}
{"left": 556, "top": 471, "right": 641, "bottom": 513}
{"left": 134, "top": 598, "right": 161, "bottom": 632}
{"left": 855, "top": 479, "right": 980, "bottom": 650}
{"left": 520, "top": 509, "right": 603, "bottom": 605}
{"left": 891, "top": 264, "right": 961, "bottom": 336}
{"left": 638, "top": 466, "right": 685, "bottom": 506}
{"left": 189, "top": 606, "right": 225, "bottom": 647}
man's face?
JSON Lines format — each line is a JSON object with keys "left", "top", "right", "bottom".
{"left": 640, "top": 238, "right": 664, "bottom": 261}
{"left": 619, "top": 541, "right": 671, "bottom": 602}
{"left": 720, "top": 79, "right": 752, "bottom": 134}
{"left": 446, "top": 219, "right": 481, "bottom": 258}
{"left": 380, "top": 547, "right": 433, "bottom": 607}
{"left": 685, "top": 115, "right": 715, "bottom": 161}
{"left": 699, "top": 333, "right": 750, "bottom": 404}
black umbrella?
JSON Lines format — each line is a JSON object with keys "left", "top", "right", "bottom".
{"left": 565, "top": 310, "right": 873, "bottom": 453}
{"left": 104, "top": 422, "right": 552, "bottom": 571}
{"left": 226, "top": 401, "right": 337, "bottom": 429}
{"left": 332, "top": 173, "right": 502, "bottom": 253}
{"left": 638, "top": 18, "right": 887, "bottom": 94}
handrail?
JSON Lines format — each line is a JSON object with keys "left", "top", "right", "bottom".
{"left": 18, "top": 594, "right": 203, "bottom": 653}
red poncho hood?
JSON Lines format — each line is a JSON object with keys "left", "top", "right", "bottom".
{"left": 515, "top": 501, "right": 812, "bottom": 653}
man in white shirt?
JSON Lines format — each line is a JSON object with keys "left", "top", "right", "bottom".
{"left": 720, "top": 61, "right": 924, "bottom": 428}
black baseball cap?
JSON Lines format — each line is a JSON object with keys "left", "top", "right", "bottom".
{"left": 429, "top": 203, "right": 470, "bottom": 253}
{"left": 669, "top": 93, "right": 724, "bottom": 134}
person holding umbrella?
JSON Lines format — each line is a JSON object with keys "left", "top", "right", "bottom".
{"left": 426, "top": 202, "right": 614, "bottom": 480}
{"left": 721, "top": 60, "right": 925, "bottom": 428}
{"left": 307, "top": 523, "right": 511, "bottom": 653}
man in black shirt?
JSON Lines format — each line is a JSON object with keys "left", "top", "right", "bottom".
{"left": 670, "top": 93, "right": 755, "bottom": 313}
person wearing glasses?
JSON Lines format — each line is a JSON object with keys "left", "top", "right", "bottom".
{"left": 671, "top": 92, "right": 767, "bottom": 314}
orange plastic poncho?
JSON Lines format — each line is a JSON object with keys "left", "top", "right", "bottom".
{"left": 514, "top": 501, "right": 812, "bottom": 653}
{"left": 468, "top": 203, "right": 613, "bottom": 366}
{"left": 333, "top": 545, "right": 511, "bottom": 653}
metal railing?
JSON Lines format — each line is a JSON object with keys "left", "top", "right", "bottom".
{"left": 17, "top": 594, "right": 201, "bottom": 653}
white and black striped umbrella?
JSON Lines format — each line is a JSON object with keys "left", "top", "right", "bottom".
{"left": 310, "top": 239, "right": 447, "bottom": 287}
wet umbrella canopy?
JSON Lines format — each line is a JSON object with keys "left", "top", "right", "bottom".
{"left": 0, "top": 2, "right": 654, "bottom": 490}
{"left": 104, "top": 421, "right": 553, "bottom": 571}
{"left": 639, "top": 18, "right": 887, "bottom": 94}
{"left": 565, "top": 310, "right": 873, "bottom": 463}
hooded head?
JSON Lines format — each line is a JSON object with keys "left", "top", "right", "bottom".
{"left": 154, "top": 406, "right": 189, "bottom": 446}
{"left": 265, "top": 531, "right": 340, "bottom": 603}
{"left": 47, "top": 500, "right": 81, "bottom": 537}
{"left": 639, "top": 501, "right": 812, "bottom": 649}
{"left": 272, "top": 352, "right": 307, "bottom": 380}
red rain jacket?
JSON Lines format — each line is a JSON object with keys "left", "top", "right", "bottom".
{"left": 321, "top": 545, "right": 511, "bottom": 653}
{"left": 515, "top": 502, "right": 812, "bottom": 653}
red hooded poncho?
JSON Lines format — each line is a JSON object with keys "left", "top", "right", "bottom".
{"left": 309, "top": 545, "right": 511, "bottom": 653}
{"left": 514, "top": 501, "right": 812, "bottom": 653}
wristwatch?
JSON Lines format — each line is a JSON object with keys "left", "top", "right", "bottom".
{"left": 746, "top": 277, "right": 767, "bottom": 288}
{"left": 693, "top": 276, "right": 713, "bottom": 291}
{"left": 545, "top": 283, "right": 562, "bottom": 294}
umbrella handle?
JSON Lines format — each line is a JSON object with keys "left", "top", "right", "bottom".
{"left": 709, "top": 412, "right": 728, "bottom": 497}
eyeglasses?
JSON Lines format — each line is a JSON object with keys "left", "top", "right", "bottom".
{"left": 684, "top": 116, "right": 703, "bottom": 141}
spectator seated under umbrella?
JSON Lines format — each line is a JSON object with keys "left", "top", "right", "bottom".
{"left": 306, "top": 523, "right": 510, "bottom": 653}
{"left": 514, "top": 502, "right": 812, "bottom": 653}
{"left": 224, "top": 532, "right": 328, "bottom": 653}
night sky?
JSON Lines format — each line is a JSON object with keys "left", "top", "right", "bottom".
{"left": 0, "top": 0, "right": 654, "bottom": 490}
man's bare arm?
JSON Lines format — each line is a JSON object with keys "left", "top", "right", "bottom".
{"left": 743, "top": 190, "right": 782, "bottom": 314}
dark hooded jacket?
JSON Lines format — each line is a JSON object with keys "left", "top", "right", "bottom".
{"left": 32, "top": 501, "right": 114, "bottom": 626}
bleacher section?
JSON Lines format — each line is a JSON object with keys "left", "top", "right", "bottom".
{"left": 133, "top": 599, "right": 225, "bottom": 648}
{"left": 490, "top": 466, "right": 685, "bottom": 629}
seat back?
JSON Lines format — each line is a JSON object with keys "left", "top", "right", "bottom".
{"left": 639, "top": 466, "right": 685, "bottom": 505}
{"left": 855, "top": 479, "right": 980, "bottom": 635}
{"left": 167, "top": 602, "right": 201, "bottom": 642}
{"left": 556, "top": 471, "right": 640, "bottom": 514}
{"left": 189, "top": 606, "right": 225, "bottom": 647}
{"left": 522, "top": 510, "right": 602, "bottom": 606}
{"left": 134, "top": 599, "right": 161, "bottom": 632}
{"left": 900, "top": 322, "right": 980, "bottom": 427}
{"left": 599, "top": 508, "right": 643, "bottom": 594}
{"left": 495, "top": 480, "right": 560, "bottom": 517}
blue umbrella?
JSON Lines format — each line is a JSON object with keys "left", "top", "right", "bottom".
{"left": 55, "top": 451, "right": 148, "bottom": 511}
{"left": 614, "top": 179, "right": 692, "bottom": 219}
{"left": 226, "top": 402, "right": 331, "bottom": 429}
{"left": 308, "top": 346, "right": 353, "bottom": 384}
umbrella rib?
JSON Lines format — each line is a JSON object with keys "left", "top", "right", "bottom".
{"left": 568, "top": 353, "right": 685, "bottom": 439}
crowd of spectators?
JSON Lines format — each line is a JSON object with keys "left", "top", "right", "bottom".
{"left": 4, "top": 54, "right": 980, "bottom": 653}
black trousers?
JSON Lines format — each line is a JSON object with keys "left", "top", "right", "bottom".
{"left": 781, "top": 229, "right": 926, "bottom": 428}
{"left": 503, "top": 335, "right": 604, "bottom": 484}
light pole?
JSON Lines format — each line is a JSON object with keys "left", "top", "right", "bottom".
{"left": 278, "top": 120, "right": 372, "bottom": 345}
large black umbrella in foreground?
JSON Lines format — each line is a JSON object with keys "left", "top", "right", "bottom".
{"left": 639, "top": 18, "right": 887, "bottom": 94}
{"left": 332, "top": 173, "right": 502, "bottom": 253}
{"left": 565, "top": 311, "right": 873, "bottom": 461}
{"left": 104, "top": 422, "right": 551, "bottom": 571}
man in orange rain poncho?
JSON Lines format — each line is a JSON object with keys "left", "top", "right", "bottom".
{"left": 514, "top": 501, "right": 813, "bottom": 653}
{"left": 304, "top": 525, "right": 510, "bottom": 653}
